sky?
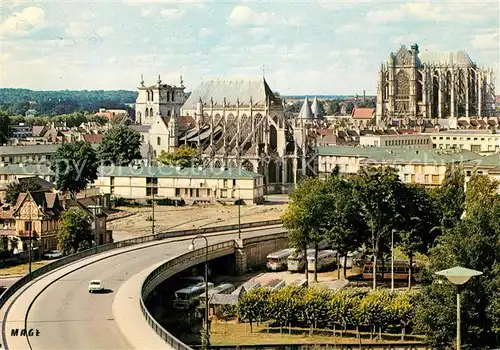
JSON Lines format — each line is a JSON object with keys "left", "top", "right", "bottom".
{"left": 1, "top": 0, "right": 499, "bottom": 95}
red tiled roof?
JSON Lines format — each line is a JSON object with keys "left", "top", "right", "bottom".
{"left": 83, "top": 134, "right": 103, "bottom": 144}
{"left": 352, "top": 107, "right": 375, "bottom": 119}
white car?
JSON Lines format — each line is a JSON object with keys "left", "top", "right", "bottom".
{"left": 88, "top": 280, "right": 104, "bottom": 293}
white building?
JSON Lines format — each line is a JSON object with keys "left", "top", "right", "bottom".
{"left": 359, "top": 134, "right": 432, "bottom": 148}
{"left": 429, "top": 130, "right": 500, "bottom": 154}
{"left": 0, "top": 164, "right": 265, "bottom": 204}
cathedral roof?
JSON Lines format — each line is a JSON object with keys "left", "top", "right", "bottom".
{"left": 311, "top": 97, "right": 323, "bottom": 119}
{"left": 182, "top": 78, "right": 276, "bottom": 109}
{"left": 298, "top": 97, "right": 313, "bottom": 120}
{"left": 418, "top": 50, "right": 475, "bottom": 67}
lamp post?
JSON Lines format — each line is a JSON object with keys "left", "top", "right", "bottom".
{"left": 391, "top": 229, "right": 396, "bottom": 293}
{"left": 151, "top": 187, "right": 155, "bottom": 235}
{"left": 237, "top": 186, "right": 241, "bottom": 239}
{"left": 189, "top": 235, "right": 210, "bottom": 349}
{"left": 435, "top": 266, "right": 483, "bottom": 350}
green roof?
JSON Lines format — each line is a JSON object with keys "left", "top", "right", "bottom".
{"left": 317, "top": 146, "right": 482, "bottom": 165}
{"left": 0, "top": 164, "right": 261, "bottom": 179}
{"left": 464, "top": 153, "right": 500, "bottom": 168}
{"left": 0, "top": 144, "right": 98, "bottom": 156}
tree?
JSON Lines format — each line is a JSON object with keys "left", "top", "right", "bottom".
{"left": 326, "top": 100, "right": 340, "bottom": 115}
{"left": 416, "top": 179, "right": 500, "bottom": 348}
{"left": 432, "top": 164, "right": 465, "bottom": 230}
{"left": 396, "top": 183, "right": 440, "bottom": 288}
{"left": 157, "top": 145, "right": 200, "bottom": 168}
{"left": 4, "top": 179, "right": 42, "bottom": 204}
{"left": 57, "top": 208, "right": 93, "bottom": 255}
{"left": 97, "top": 125, "right": 141, "bottom": 166}
{"left": 345, "top": 102, "right": 355, "bottom": 114}
{"left": 0, "top": 111, "right": 9, "bottom": 145}
{"left": 50, "top": 141, "right": 98, "bottom": 193}
{"left": 353, "top": 166, "right": 403, "bottom": 290}
{"left": 324, "top": 175, "right": 366, "bottom": 279}
{"left": 282, "top": 178, "right": 330, "bottom": 285}
{"left": 110, "top": 113, "right": 131, "bottom": 126}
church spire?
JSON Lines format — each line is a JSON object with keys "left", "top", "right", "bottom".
{"left": 157, "top": 74, "right": 161, "bottom": 85}
{"left": 140, "top": 74, "right": 144, "bottom": 87}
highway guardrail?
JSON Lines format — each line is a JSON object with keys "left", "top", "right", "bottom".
{"left": 140, "top": 241, "right": 235, "bottom": 350}
{"left": 0, "top": 219, "right": 282, "bottom": 310}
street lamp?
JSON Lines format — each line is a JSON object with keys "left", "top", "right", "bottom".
{"left": 390, "top": 229, "right": 396, "bottom": 292}
{"left": 236, "top": 186, "right": 241, "bottom": 239}
{"left": 189, "top": 235, "right": 210, "bottom": 349}
{"left": 435, "top": 266, "right": 483, "bottom": 350}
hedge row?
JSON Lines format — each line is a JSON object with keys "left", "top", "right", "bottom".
{"left": 237, "top": 287, "right": 420, "bottom": 337}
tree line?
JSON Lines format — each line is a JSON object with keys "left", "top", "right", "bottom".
{"left": 282, "top": 167, "right": 500, "bottom": 348}
{"left": 238, "top": 287, "right": 418, "bottom": 340}
{"left": 0, "top": 88, "right": 136, "bottom": 116}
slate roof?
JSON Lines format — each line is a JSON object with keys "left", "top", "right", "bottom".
{"left": 311, "top": 97, "right": 323, "bottom": 119}
{"left": 182, "top": 78, "right": 276, "bottom": 109}
{"left": 298, "top": 97, "right": 313, "bottom": 119}
{"left": 14, "top": 190, "right": 63, "bottom": 218}
{"left": 18, "top": 176, "right": 55, "bottom": 190}
{"left": 419, "top": 50, "right": 474, "bottom": 67}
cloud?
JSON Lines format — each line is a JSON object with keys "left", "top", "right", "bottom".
{"left": 199, "top": 27, "right": 213, "bottom": 37}
{"left": 471, "top": 32, "right": 499, "bottom": 51}
{"left": 367, "top": 2, "right": 489, "bottom": 23}
{"left": 248, "top": 27, "right": 269, "bottom": 37}
{"left": 227, "top": 5, "right": 287, "bottom": 26}
{"left": 160, "top": 8, "right": 184, "bottom": 19}
{"left": 0, "top": 6, "right": 46, "bottom": 36}
{"left": 65, "top": 22, "right": 89, "bottom": 38}
{"left": 96, "top": 26, "right": 114, "bottom": 37}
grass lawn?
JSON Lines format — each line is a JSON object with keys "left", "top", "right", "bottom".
{"left": 0, "top": 260, "right": 51, "bottom": 277}
{"left": 210, "top": 321, "right": 424, "bottom": 345}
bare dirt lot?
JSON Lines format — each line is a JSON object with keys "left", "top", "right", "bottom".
{"left": 108, "top": 203, "right": 287, "bottom": 241}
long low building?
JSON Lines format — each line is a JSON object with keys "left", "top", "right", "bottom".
{"left": 0, "top": 164, "right": 265, "bottom": 204}
{"left": 317, "top": 145, "right": 493, "bottom": 187}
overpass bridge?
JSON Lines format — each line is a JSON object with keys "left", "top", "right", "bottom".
{"left": 0, "top": 222, "right": 286, "bottom": 350}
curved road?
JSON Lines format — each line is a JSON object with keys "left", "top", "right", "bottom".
{"left": 1, "top": 226, "right": 284, "bottom": 350}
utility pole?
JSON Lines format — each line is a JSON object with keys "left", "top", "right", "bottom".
{"left": 151, "top": 188, "right": 155, "bottom": 235}
{"left": 28, "top": 202, "right": 32, "bottom": 276}
{"left": 237, "top": 186, "right": 241, "bottom": 239}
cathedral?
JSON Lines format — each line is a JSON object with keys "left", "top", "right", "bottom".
{"left": 135, "top": 76, "right": 322, "bottom": 193}
{"left": 376, "top": 44, "right": 496, "bottom": 126}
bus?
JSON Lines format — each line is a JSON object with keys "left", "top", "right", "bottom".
{"left": 307, "top": 250, "right": 336, "bottom": 272}
{"left": 231, "top": 281, "right": 261, "bottom": 295}
{"left": 266, "top": 248, "right": 295, "bottom": 271}
{"left": 362, "top": 260, "right": 423, "bottom": 281}
{"left": 289, "top": 279, "right": 308, "bottom": 288}
{"left": 287, "top": 249, "right": 314, "bottom": 272}
{"left": 264, "top": 279, "right": 285, "bottom": 291}
{"left": 173, "top": 282, "right": 214, "bottom": 309}
{"left": 199, "top": 283, "right": 236, "bottom": 300}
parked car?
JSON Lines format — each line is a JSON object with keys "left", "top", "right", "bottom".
{"left": 88, "top": 280, "right": 104, "bottom": 293}
{"left": 43, "top": 250, "right": 63, "bottom": 259}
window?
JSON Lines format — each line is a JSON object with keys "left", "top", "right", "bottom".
{"left": 424, "top": 175, "right": 429, "bottom": 183}
{"left": 110, "top": 177, "right": 115, "bottom": 186}
{"left": 432, "top": 175, "right": 439, "bottom": 184}
{"left": 146, "top": 187, "right": 158, "bottom": 196}
{"left": 223, "top": 179, "right": 228, "bottom": 188}
{"left": 175, "top": 188, "right": 181, "bottom": 196}
{"left": 220, "top": 189, "right": 227, "bottom": 198}
{"left": 24, "top": 222, "right": 32, "bottom": 232}
{"left": 157, "top": 137, "right": 161, "bottom": 146}
{"left": 232, "top": 179, "right": 236, "bottom": 187}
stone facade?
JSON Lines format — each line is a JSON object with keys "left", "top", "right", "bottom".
{"left": 376, "top": 44, "right": 496, "bottom": 126}
{"left": 135, "top": 75, "right": 187, "bottom": 125}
